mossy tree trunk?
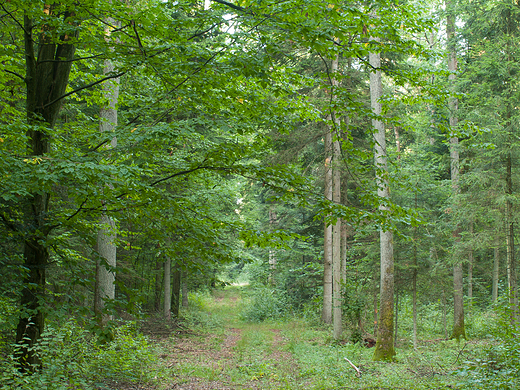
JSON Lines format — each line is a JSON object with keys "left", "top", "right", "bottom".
{"left": 370, "top": 44, "right": 395, "bottom": 361}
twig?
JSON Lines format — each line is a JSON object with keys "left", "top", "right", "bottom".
{"left": 454, "top": 341, "right": 468, "bottom": 364}
{"left": 344, "top": 357, "right": 361, "bottom": 377}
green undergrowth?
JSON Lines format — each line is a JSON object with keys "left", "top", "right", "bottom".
{"left": 165, "top": 285, "right": 518, "bottom": 390}
{"left": 0, "top": 320, "right": 165, "bottom": 390}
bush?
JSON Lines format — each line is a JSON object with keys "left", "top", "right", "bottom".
{"left": 0, "top": 320, "right": 161, "bottom": 390}
{"left": 454, "top": 301, "right": 520, "bottom": 389}
{"left": 239, "top": 287, "right": 289, "bottom": 322}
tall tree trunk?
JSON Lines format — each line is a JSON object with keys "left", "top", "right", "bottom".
{"left": 506, "top": 151, "right": 518, "bottom": 320}
{"left": 16, "top": 8, "right": 77, "bottom": 371}
{"left": 447, "top": 0, "right": 466, "bottom": 341}
{"left": 94, "top": 16, "right": 120, "bottom": 326}
{"left": 442, "top": 288, "right": 448, "bottom": 339}
{"left": 370, "top": 44, "right": 395, "bottom": 361}
{"left": 493, "top": 236, "right": 500, "bottom": 302}
{"left": 164, "top": 258, "right": 171, "bottom": 320}
{"left": 328, "top": 55, "right": 343, "bottom": 339}
{"left": 322, "top": 54, "right": 337, "bottom": 324}
{"left": 413, "top": 194, "right": 418, "bottom": 350}
{"left": 467, "top": 221, "right": 474, "bottom": 302}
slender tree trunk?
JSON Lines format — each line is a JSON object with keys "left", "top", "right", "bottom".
{"left": 172, "top": 267, "right": 181, "bottom": 318}
{"left": 164, "top": 258, "right": 171, "bottom": 320}
{"left": 322, "top": 128, "right": 333, "bottom": 324}
{"left": 447, "top": 0, "right": 466, "bottom": 341}
{"left": 328, "top": 55, "right": 343, "bottom": 339}
{"left": 412, "top": 262, "right": 418, "bottom": 350}
{"left": 413, "top": 195, "right": 418, "bottom": 350}
{"left": 322, "top": 54, "right": 337, "bottom": 324}
{"left": 16, "top": 8, "right": 77, "bottom": 371}
{"left": 182, "top": 278, "right": 189, "bottom": 308}
{"left": 268, "top": 206, "right": 277, "bottom": 286}
{"left": 467, "top": 221, "right": 474, "bottom": 302}
{"left": 506, "top": 151, "right": 518, "bottom": 321}
{"left": 94, "top": 215, "right": 117, "bottom": 326}
{"left": 370, "top": 44, "right": 395, "bottom": 361}
{"left": 394, "top": 287, "right": 399, "bottom": 348}
{"left": 493, "top": 237, "right": 500, "bottom": 302}
{"left": 442, "top": 288, "right": 448, "bottom": 339}
{"left": 154, "top": 260, "right": 163, "bottom": 312}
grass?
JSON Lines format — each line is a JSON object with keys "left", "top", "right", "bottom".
{"left": 156, "top": 286, "right": 499, "bottom": 389}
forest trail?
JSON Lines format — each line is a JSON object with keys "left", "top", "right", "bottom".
{"left": 161, "top": 287, "right": 305, "bottom": 390}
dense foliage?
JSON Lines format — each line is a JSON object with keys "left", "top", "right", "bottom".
{"left": 1, "top": 0, "right": 520, "bottom": 387}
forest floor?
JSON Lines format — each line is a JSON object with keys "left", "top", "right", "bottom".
{"left": 138, "top": 287, "right": 488, "bottom": 390}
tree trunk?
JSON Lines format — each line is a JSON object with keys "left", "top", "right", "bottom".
{"left": 506, "top": 151, "right": 518, "bottom": 321}
{"left": 154, "top": 260, "right": 163, "bottom": 312}
{"left": 394, "top": 286, "right": 399, "bottom": 348}
{"left": 413, "top": 195, "right": 418, "bottom": 351}
{"left": 94, "top": 13, "right": 120, "bottom": 328}
{"left": 493, "top": 237, "right": 500, "bottom": 302}
{"left": 447, "top": 0, "right": 466, "bottom": 341}
{"left": 164, "top": 258, "right": 171, "bottom": 320}
{"left": 370, "top": 45, "right": 395, "bottom": 361}
{"left": 94, "top": 215, "right": 117, "bottom": 326}
{"left": 16, "top": 8, "right": 77, "bottom": 371}
{"left": 467, "top": 221, "right": 474, "bottom": 302}
{"left": 172, "top": 267, "right": 181, "bottom": 318}
{"left": 268, "top": 206, "right": 277, "bottom": 286}
{"left": 442, "top": 288, "right": 448, "bottom": 339}
{"left": 182, "top": 278, "right": 189, "bottom": 308}
{"left": 322, "top": 54, "right": 336, "bottom": 324}
{"left": 328, "top": 55, "right": 343, "bottom": 339}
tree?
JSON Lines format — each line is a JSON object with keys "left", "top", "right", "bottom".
{"left": 446, "top": 0, "right": 466, "bottom": 341}
{"left": 13, "top": 2, "right": 79, "bottom": 370}
{"left": 371, "top": 39, "right": 395, "bottom": 361}
{"left": 94, "top": 12, "right": 121, "bottom": 328}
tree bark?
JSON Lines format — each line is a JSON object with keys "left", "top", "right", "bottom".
{"left": 94, "top": 16, "right": 120, "bottom": 327}
{"left": 268, "top": 206, "right": 277, "bottom": 286}
{"left": 506, "top": 151, "right": 518, "bottom": 321}
{"left": 154, "top": 260, "right": 163, "bottom": 312}
{"left": 329, "top": 55, "right": 343, "bottom": 339}
{"left": 16, "top": 8, "right": 77, "bottom": 371}
{"left": 467, "top": 221, "right": 474, "bottom": 301}
{"left": 94, "top": 215, "right": 117, "bottom": 326}
{"left": 447, "top": 0, "right": 466, "bottom": 341}
{"left": 172, "top": 267, "right": 181, "bottom": 318}
{"left": 322, "top": 54, "right": 336, "bottom": 324}
{"left": 493, "top": 236, "right": 500, "bottom": 302}
{"left": 164, "top": 258, "right": 171, "bottom": 320}
{"left": 370, "top": 45, "right": 395, "bottom": 361}
{"left": 182, "top": 278, "right": 189, "bottom": 308}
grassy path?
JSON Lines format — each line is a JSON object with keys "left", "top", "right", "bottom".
{"left": 156, "top": 287, "right": 484, "bottom": 390}
{"left": 162, "top": 287, "right": 305, "bottom": 389}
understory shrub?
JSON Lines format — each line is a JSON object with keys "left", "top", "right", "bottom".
{"left": 0, "top": 320, "right": 160, "bottom": 390}
{"left": 454, "top": 302, "right": 520, "bottom": 389}
{"left": 239, "top": 287, "right": 289, "bottom": 322}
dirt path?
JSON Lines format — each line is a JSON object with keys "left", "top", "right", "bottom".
{"left": 160, "top": 289, "right": 302, "bottom": 390}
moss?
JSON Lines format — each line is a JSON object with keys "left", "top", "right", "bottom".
{"left": 372, "top": 305, "right": 396, "bottom": 362}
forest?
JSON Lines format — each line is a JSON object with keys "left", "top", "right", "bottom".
{"left": 1, "top": 0, "right": 520, "bottom": 388}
